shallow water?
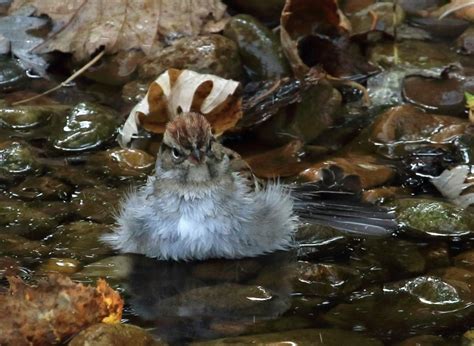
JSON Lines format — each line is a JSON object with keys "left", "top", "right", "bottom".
{"left": 1, "top": 2, "right": 474, "bottom": 344}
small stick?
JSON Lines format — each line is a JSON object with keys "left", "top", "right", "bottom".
{"left": 13, "top": 49, "right": 106, "bottom": 106}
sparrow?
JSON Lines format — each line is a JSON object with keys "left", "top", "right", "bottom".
{"left": 102, "top": 112, "right": 396, "bottom": 261}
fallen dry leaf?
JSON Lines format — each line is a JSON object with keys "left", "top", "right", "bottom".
{"left": 119, "top": 69, "right": 241, "bottom": 146}
{"left": 436, "top": 0, "right": 474, "bottom": 21}
{"left": 0, "top": 274, "right": 123, "bottom": 345}
{"left": 280, "top": 0, "right": 350, "bottom": 77}
{"left": 11, "top": 0, "right": 229, "bottom": 60}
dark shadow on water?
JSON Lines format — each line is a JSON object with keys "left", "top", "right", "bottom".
{"left": 121, "top": 251, "right": 297, "bottom": 344}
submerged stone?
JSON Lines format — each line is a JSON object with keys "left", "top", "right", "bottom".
{"left": 38, "top": 257, "right": 81, "bottom": 275}
{"left": 87, "top": 148, "right": 155, "bottom": 178}
{"left": 9, "top": 176, "right": 71, "bottom": 200}
{"left": 324, "top": 275, "right": 473, "bottom": 339}
{"left": 69, "top": 323, "right": 165, "bottom": 346}
{"left": 0, "top": 104, "right": 68, "bottom": 129}
{"left": 0, "top": 199, "right": 58, "bottom": 238}
{"left": 192, "top": 328, "right": 383, "bottom": 345}
{"left": 0, "top": 141, "right": 41, "bottom": 180}
{"left": 294, "top": 261, "right": 362, "bottom": 298}
{"left": 48, "top": 221, "right": 113, "bottom": 262}
{"left": 50, "top": 102, "right": 119, "bottom": 152}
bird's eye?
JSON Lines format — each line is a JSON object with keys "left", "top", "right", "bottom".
{"left": 171, "top": 148, "right": 183, "bottom": 160}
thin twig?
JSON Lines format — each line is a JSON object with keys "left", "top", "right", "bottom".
{"left": 13, "top": 50, "right": 106, "bottom": 106}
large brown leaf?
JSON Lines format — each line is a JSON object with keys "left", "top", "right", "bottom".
{"left": 119, "top": 69, "right": 241, "bottom": 146}
{"left": 11, "top": 0, "right": 229, "bottom": 60}
{"left": 0, "top": 275, "right": 123, "bottom": 345}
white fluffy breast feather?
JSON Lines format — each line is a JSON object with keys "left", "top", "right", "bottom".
{"left": 102, "top": 174, "right": 297, "bottom": 261}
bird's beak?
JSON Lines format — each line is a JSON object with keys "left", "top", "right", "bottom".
{"left": 190, "top": 148, "right": 202, "bottom": 164}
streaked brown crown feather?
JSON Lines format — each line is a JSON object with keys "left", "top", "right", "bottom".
{"left": 164, "top": 112, "right": 212, "bottom": 150}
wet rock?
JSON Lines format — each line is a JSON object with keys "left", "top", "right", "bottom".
{"left": 192, "top": 258, "right": 262, "bottom": 282}
{"left": 192, "top": 328, "right": 383, "bottom": 345}
{"left": 350, "top": 239, "right": 426, "bottom": 283}
{"left": 0, "top": 233, "right": 50, "bottom": 258}
{"left": 409, "top": 17, "right": 470, "bottom": 39}
{"left": 50, "top": 102, "right": 119, "bottom": 152}
{"left": 158, "top": 283, "right": 287, "bottom": 318}
{"left": 224, "top": 15, "right": 290, "bottom": 80}
{"left": 73, "top": 255, "right": 133, "bottom": 284}
{"left": 458, "top": 26, "right": 474, "bottom": 55}
{"left": 454, "top": 250, "right": 474, "bottom": 272}
{"left": 420, "top": 242, "right": 451, "bottom": 271}
{"left": 69, "top": 323, "right": 165, "bottom": 346}
{"left": 396, "top": 334, "right": 452, "bottom": 346}
{"left": 0, "top": 57, "right": 26, "bottom": 91}
{"left": 295, "top": 223, "right": 350, "bottom": 259}
{"left": 324, "top": 275, "right": 474, "bottom": 339}
{"left": 397, "top": 0, "right": 444, "bottom": 15}
{"left": 369, "top": 105, "right": 470, "bottom": 159}
{"left": 37, "top": 257, "right": 81, "bottom": 275}
{"left": 0, "top": 141, "right": 41, "bottom": 180}
{"left": 121, "top": 79, "right": 149, "bottom": 104}
{"left": 87, "top": 148, "right": 155, "bottom": 178}
{"left": 0, "top": 256, "right": 21, "bottom": 279}
{"left": 48, "top": 221, "right": 112, "bottom": 261}
{"left": 400, "top": 147, "right": 459, "bottom": 193}
{"left": 245, "top": 140, "right": 308, "bottom": 178}
{"left": 369, "top": 41, "right": 458, "bottom": 70}
{"left": 0, "top": 104, "right": 68, "bottom": 129}
{"left": 256, "top": 81, "right": 342, "bottom": 145}
{"left": 299, "top": 155, "right": 395, "bottom": 189}
{"left": 362, "top": 186, "right": 409, "bottom": 204}
{"left": 139, "top": 35, "right": 242, "bottom": 81}
{"left": 402, "top": 75, "right": 466, "bottom": 115}
{"left": 340, "top": 0, "right": 376, "bottom": 14}
{"left": 9, "top": 176, "right": 71, "bottom": 200}
{"left": 350, "top": 3, "right": 405, "bottom": 38}
{"left": 210, "top": 315, "right": 313, "bottom": 338}
{"left": 393, "top": 198, "right": 474, "bottom": 237}
{"left": 463, "top": 329, "right": 474, "bottom": 345}
{"left": 431, "top": 267, "right": 474, "bottom": 298}
{"left": 294, "top": 261, "right": 362, "bottom": 298}
{"left": 71, "top": 185, "right": 123, "bottom": 224}
{"left": 83, "top": 51, "right": 144, "bottom": 86}
{"left": 225, "top": 0, "right": 285, "bottom": 23}
{"left": 50, "top": 166, "right": 99, "bottom": 188}
{"left": 0, "top": 199, "right": 58, "bottom": 238}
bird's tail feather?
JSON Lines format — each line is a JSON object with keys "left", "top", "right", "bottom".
{"left": 291, "top": 182, "right": 398, "bottom": 237}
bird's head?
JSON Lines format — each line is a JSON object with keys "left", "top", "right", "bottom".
{"left": 157, "top": 112, "right": 229, "bottom": 184}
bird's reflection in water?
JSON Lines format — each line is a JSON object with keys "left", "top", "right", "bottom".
{"left": 122, "top": 251, "right": 297, "bottom": 344}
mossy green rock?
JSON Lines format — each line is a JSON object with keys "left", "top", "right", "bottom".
{"left": 192, "top": 328, "right": 383, "bottom": 345}
{"left": 224, "top": 14, "right": 290, "bottom": 80}
{"left": 393, "top": 198, "right": 474, "bottom": 237}
{"left": 50, "top": 102, "right": 119, "bottom": 152}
